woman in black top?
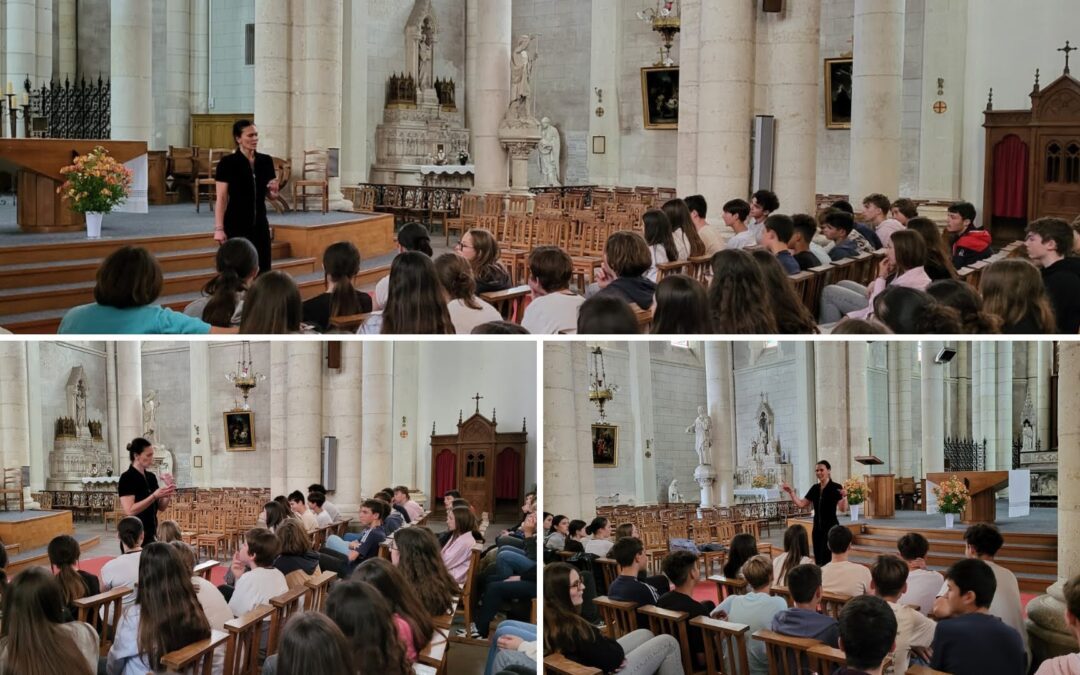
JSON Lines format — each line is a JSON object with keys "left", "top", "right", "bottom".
{"left": 214, "top": 119, "right": 279, "bottom": 275}
{"left": 782, "top": 460, "right": 848, "bottom": 565}
{"left": 118, "top": 438, "right": 175, "bottom": 546}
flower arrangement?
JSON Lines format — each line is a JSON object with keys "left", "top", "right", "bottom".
{"left": 58, "top": 146, "right": 134, "bottom": 214}
{"left": 932, "top": 475, "right": 969, "bottom": 514}
{"left": 842, "top": 477, "right": 870, "bottom": 505}
{"left": 751, "top": 475, "right": 769, "bottom": 488}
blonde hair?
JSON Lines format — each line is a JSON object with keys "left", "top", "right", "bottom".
{"left": 157, "top": 520, "right": 183, "bottom": 544}
{"left": 741, "top": 554, "right": 774, "bottom": 590}
{"left": 980, "top": 259, "right": 1057, "bottom": 332}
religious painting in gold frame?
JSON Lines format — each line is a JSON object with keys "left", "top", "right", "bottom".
{"left": 641, "top": 66, "right": 679, "bottom": 130}
{"left": 592, "top": 423, "right": 619, "bottom": 467}
{"left": 224, "top": 411, "right": 255, "bottom": 451}
{"left": 825, "top": 57, "right": 853, "bottom": 130}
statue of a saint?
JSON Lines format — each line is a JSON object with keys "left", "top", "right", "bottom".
{"left": 1021, "top": 420, "right": 1035, "bottom": 453}
{"left": 418, "top": 34, "right": 434, "bottom": 90}
{"left": 668, "top": 479, "right": 681, "bottom": 504}
{"left": 143, "top": 390, "right": 159, "bottom": 440}
{"left": 74, "top": 380, "right": 87, "bottom": 430}
{"left": 509, "top": 34, "right": 537, "bottom": 120}
{"left": 685, "top": 405, "right": 712, "bottom": 467}
{"left": 538, "top": 117, "right": 562, "bottom": 187}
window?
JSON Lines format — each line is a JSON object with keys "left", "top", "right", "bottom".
{"left": 1046, "top": 142, "right": 1062, "bottom": 183}
{"left": 245, "top": 24, "right": 255, "bottom": 66}
{"left": 465, "top": 453, "right": 475, "bottom": 478}
{"left": 1066, "top": 142, "right": 1080, "bottom": 183}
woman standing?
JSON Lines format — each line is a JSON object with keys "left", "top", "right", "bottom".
{"left": 782, "top": 460, "right": 847, "bottom": 565}
{"left": 214, "top": 120, "right": 279, "bottom": 275}
{"left": 118, "top": 438, "right": 175, "bottom": 546}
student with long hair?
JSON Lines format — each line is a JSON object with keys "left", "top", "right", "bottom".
{"left": 47, "top": 534, "right": 100, "bottom": 619}
{"left": 443, "top": 505, "right": 479, "bottom": 584}
{"left": 272, "top": 613, "right": 355, "bottom": 675}
{"left": 353, "top": 558, "right": 434, "bottom": 663}
{"left": 651, "top": 274, "right": 712, "bottom": 334}
{"left": 169, "top": 541, "right": 233, "bottom": 631}
{"left": 595, "top": 230, "right": 657, "bottom": 311}
{"left": 326, "top": 580, "right": 412, "bottom": 675}
{"left": 772, "top": 525, "right": 812, "bottom": 587}
{"left": 820, "top": 229, "right": 930, "bottom": 324}
{"left": 374, "top": 222, "right": 434, "bottom": 310}
{"left": 184, "top": 237, "right": 259, "bottom": 327}
{"left": 0, "top": 567, "right": 97, "bottom": 675}
{"left": 872, "top": 286, "right": 963, "bottom": 334}
{"left": 391, "top": 526, "right": 460, "bottom": 617}
{"left": 360, "top": 251, "right": 454, "bottom": 334}
{"left": 239, "top": 270, "right": 304, "bottom": 334}
{"left": 662, "top": 198, "right": 706, "bottom": 260}
{"left": 642, "top": 209, "right": 679, "bottom": 282}
{"left": 435, "top": 253, "right": 501, "bottom": 334}
{"left": 723, "top": 533, "right": 760, "bottom": 580}
{"left": 926, "top": 279, "right": 1001, "bottom": 334}
{"left": 906, "top": 217, "right": 958, "bottom": 280}
{"left": 156, "top": 520, "right": 183, "bottom": 544}
{"left": 751, "top": 250, "right": 818, "bottom": 334}
{"left": 302, "top": 241, "right": 373, "bottom": 332}
{"left": 980, "top": 259, "right": 1058, "bottom": 333}
{"left": 708, "top": 249, "right": 778, "bottom": 333}
{"left": 106, "top": 542, "right": 219, "bottom": 675}
{"left": 273, "top": 520, "right": 321, "bottom": 591}
{"left": 544, "top": 562, "right": 682, "bottom": 674}
{"left": 457, "top": 228, "right": 512, "bottom": 293}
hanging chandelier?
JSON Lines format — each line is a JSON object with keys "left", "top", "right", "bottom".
{"left": 226, "top": 341, "right": 265, "bottom": 410}
{"left": 588, "top": 346, "right": 619, "bottom": 422}
{"left": 637, "top": 0, "right": 681, "bottom": 67}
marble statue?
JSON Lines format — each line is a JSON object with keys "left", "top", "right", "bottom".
{"left": 418, "top": 25, "right": 434, "bottom": 90}
{"left": 143, "top": 390, "right": 159, "bottom": 440}
{"left": 538, "top": 117, "right": 562, "bottom": 187}
{"left": 1021, "top": 419, "right": 1035, "bottom": 453}
{"left": 509, "top": 34, "right": 538, "bottom": 121}
{"left": 668, "top": 479, "right": 682, "bottom": 504}
{"left": 686, "top": 405, "right": 712, "bottom": 467}
{"left": 75, "top": 379, "right": 87, "bottom": 431}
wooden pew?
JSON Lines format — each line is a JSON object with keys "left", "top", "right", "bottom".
{"left": 807, "top": 643, "right": 848, "bottom": 674}
{"left": 451, "top": 543, "right": 485, "bottom": 644}
{"left": 690, "top": 616, "right": 752, "bottom": 675}
{"left": 304, "top": 570, "right": 338, "bottom": 613}
{"left": 752, "top": 629, "right": 822, "bottom": 675}
{"left": 819, "top": 591, "right": 851, "bottom": 620}
{"left": 267, "top": 585, "right": 308, "bottom": 655}
{"left": 160, "top": 630, "right": 229, "bottom": 675}
{"left": 74, "top": 586, "right": 132, "bottom": 657}
{"left": 329, "top": 312, "right": 372, "bottom": 333}
{"left": 418, "top": 625, "right": 450, "bottom": 675}
{"left": 543, "top": 653, "right": 603, "bottom": 675}
{"left": 194, "top": 559, "right": 219, "bottom": 581}
{"left": 770, "top": 585, "right": 794, "bottom": 608}
{"left": 595, "top": 557, "right": 618, "bottom": 593}
{"left": 223, "top": 604, "right": 276, "bottom": 675}
{"left": 633, "top": 305, "right": 655, "bottom": 333}
{"left": 707, "top": 574, "right": 748, "bottom": 602}
{"left": 592, "top": 596, "right": 638, "bottom": 639}
{"left": 480, "top": 285, "right": 532, "bottom": 323}
{"left": 638, "top": 605, "right": 702, "bottom": 675}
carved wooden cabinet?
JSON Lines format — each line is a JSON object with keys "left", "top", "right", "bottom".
{"left": 430, "top": 411, "right": 527, "bottom": 516}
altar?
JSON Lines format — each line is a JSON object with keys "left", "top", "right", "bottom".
{"left": 734, "top": 488, "right": 783, "bottom": 503}
{"left": 420, "top": 164, "right": 474, "bottom": 188}
{"left": 81, "top": 476, "right": 119, "bottom": 489}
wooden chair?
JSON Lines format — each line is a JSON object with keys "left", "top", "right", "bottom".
{"left": 807, "top": 643, "right": 848, "bottom": 674}
{"left": 266, "top": 156, "right": 293, "bottom": 214}
{"left": 770, "top": 586, "right": 795, "bottom": 608}
{"left": 656, "top": 260, "right": 690, "bottom": 283}
{"left": 418, "top": 625, "right": 451, "bottom": 674}
{"left": 104, "top": 493, "right": 124, "bottom": 529}
{"left": 1, "top": 467, "right": 23, "bottom": 512}
{"left": 639, "top": 605, "right": 703, "bottom": 675}
{"left": 592, "top": 596, "right": 638, "bottom": 639}
{"left": 355, "top": 185, "right": 377, "bottom": 212}
{"left": 544, "top": 653, "right": 603, "bottom": 675}
{"left": 328, "top": 311, "right": 372, "bottom": 333}
{"left": 294, "top": 149, "right": 329, "bottom": 213}
{"left": 691, "top": 616, "right": 751, "bottom": 675}
{"left": 194, "top": 148, "right": 222, "bottom": 213}
{"left": 160, "top": 630, "right": 229, "bottom": 675}
{"left": 304, "top": 570, "right": 337, "bottom": 613}
{"left": 480, "top": 285, "right": 532, "bottom": 323}
{"left": 454, "top": 544, "right": 485, "bottom": 642}
{"left": 267, "top": 585, "right": 308, "bottom": 655}
{"left": 194, "top": 559, "right": 219, "bottom": 581}
{"left": 752, "top": 629, "right": 821, "bottom": 675}
{"left": 223, "top": 604, "right": 276, "bottom": 675}
{"left": 595, "top": 557, "right": 618, "bottom": 593}
{"left": 447, "top": 193, "right": 481, "bottom": 246}
{"left": 634, "top": 305, "right": 655, "bottom": 334}
{"left": 74, "top": 586, "right": 132, "bottom": 657}
{"left": 195, "top": 512, "right": 229, "bottom": 560}
{"left": 819, "top": 591, "right": 851, "bottom": 620}
{"left": 708, "top": 575, "right": 748, "bottom": 602}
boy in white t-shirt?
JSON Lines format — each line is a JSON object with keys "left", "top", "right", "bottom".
{"left": 287, "top": 490, "right": 319, "bottom": 533}
{"left": 307, "top": 491, "right": 334, "bottom": 528}
{"left": 896, "top": 532, "right": 944, "bottom": 616}
{"left": 821, "top": 525, "right": 872, "bottom": 597}
{"left": 228, "top": 528, "right": 289, "bottom": 618}
{"left": 871, "top": 554, "right": 936, "bottom": 674}
{"left": 521, "top": 246, "right": 585, "bottom": 335}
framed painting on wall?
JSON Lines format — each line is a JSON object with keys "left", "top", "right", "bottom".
{"left": 592, "top": 423, "right": 619, "bottom": 468}
{"left": 825, "top": 57, "right": 853, "bottom": 129}
{"left": 224, "top": 411, "right": 255, "bottom": 451}
{"left": 641, "top": 66, "right": 680, "bottom": 130}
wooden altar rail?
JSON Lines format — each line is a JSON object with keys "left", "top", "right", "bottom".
{"left": 343, "top": 183, "right": 468, "bottom": 227}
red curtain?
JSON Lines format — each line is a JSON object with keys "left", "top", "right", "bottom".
{"left": 434, "top": 450, "right": 456, "bottom": 498}
{"left": 495, "top": 448, "right": 521, "bottom": 499}
{"left": 993, "top": 135, "right": 1029, "bottom": 219}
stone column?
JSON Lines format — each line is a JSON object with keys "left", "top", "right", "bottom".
{"left": 994, "top": 342, "right": 1014, "bottom": 471}
{"left": 253, "top": 0, "right": 292, "bottom": 160}
{"left": 470, "top": 0, "right": 510, "bottom": 193}
{"left": 916, "top": 0, "right": 966, "bottom": 199}
{"left": 390, "top": 342, "right": 419, "bottom": 490}
{"left": 110, "top": 0, "right": 153, "bottom": 143}
{"left": 896, "top": 343, "right": 915, "bottom": 476}
{"left": 56, "top": 0, "right": 77, "bottom": 81}
{"left": 115, "top": 342, "right": 143, "bottom": 468}
{"left": 286, "top": 343, "right": 323, "bottom": 493}
{"left": 326, "top": 341, "right": 363, "bottom": 515}
{"left": 464, "top": 0, "right": 478, "bottom": 129}
{"left": 921, "top": 341, "right": 946, "bottom": 474}
{"left": 972, "top": 342, "right": 995, "bottom": 467}
{"left": 704, "top": 342, "right": 736, "bottom": 507}
{"left": 105, "top": 343, "right": 120, "bottom": 471}
{"left": 792, "top": 344, "right": 818, "bottom": 494}
{"left": 846, "top": 342, "right": 870, "bottom": 478}
{"left": 190, "top": 0, "right": 209, "bottom": 114}
{"left": 36, "top": 0, "right": 53, "bottom": 83}
{"left": 674, "top": 0, "right": 701, "bottom": 197}
{"left": 694, "top": 1, "right": 754, "bottom": 211}
{"left": 849, "top": 0, "right": 904, "bottom": 202}
{"left": 188, "top": 342, "right": 210, "bottom": 488}
{"left": 1036, "top": 341, "right": 1053, "bottom": 449}
{"left": 4, "top": 0, "right": 37, "bottom": 135}
{"left": 360, "top": 342, "right": 393, "bottom": 498}
{"left": 627, "top": 343, "right": 657, "bottom": 504}
{"left": 269, "top": 342, "right": 288, "bottom": 496}
{"left": 25, "top": 342, "right": 44, "bottom": 494}
{"left": 588, "top": 0, "right": 623, "bottom": 187}
{"left": 1058, "top": 342, "right": 1080, "bottom": 578}
{"left": 165, "top": 0, "right": 192, "bottom": 148}
{"left": 340, "top": 0, "right": 370, "bottom": 186}
{"left": 814, "top": 343, "right": 849, "bottom": 482}
{"left": 544, "top": 343, "right": 596, "bottom": 520}
{"left": 0, "top": 343, "right": 32, "bottom": 505}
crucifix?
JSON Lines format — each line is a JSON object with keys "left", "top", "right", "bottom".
{"left": 472, "top": 392, "right": 484, "bottom": 414}
{"left": 1060, "top": 40, "right": 1076, "bottom": 75}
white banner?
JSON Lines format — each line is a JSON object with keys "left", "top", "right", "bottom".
{"left": 925, "top": 480, "right": 939, "bottom": 515}
{"left": 1009, "top": 469, "right": 1031, "bottom": 518}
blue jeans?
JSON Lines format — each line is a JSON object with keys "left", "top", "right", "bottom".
{"left": 483, "top": 620, "right": 536, "bottom": 675}
{"left": 493, "top": 548, "right": 535, "bottom": 582}
{"left": 324, "top": 534, "right": 351, "bottom": 557}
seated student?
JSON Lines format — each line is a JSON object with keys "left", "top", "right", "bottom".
{"left": 980, "top": 259, "right": 1058, "bottom": 333}
{"left": 184, "top": 237, "right": 259, "bottom": 327}
{"left": 821, "top": 210, "right": 861, "bottom": 261}
{"left": 434, "top": 253, "right": 502, "bottom": 334}
{"left": 577, "top": 293, "right": 640, "bottom": 334}
{"left": 392, "top": 486, "right": 423, "bottom": 522}
{"left": 375, "top": 490, "right": 406, "bottom": 534}
{"left": 708, "top": 249, "right": 779, "bottom": 333}
{"left": 662, "top": 198, "right": 706, "bottom": 260}
{"left": 651, "top": 273, "right": 713, "bottom": 334}
{"left": 790, "top": 213, "right": 831, "bottom": 268}
{"left": 772, "top": 524, "right": 813, "bottom": 587}
{"left": 484, "top": 621, "right": 538, "bottom": 675}
{"left": 722, "top": 198, "right": 756, "bottom": 249}
{"left": 307, "top": 483, "right": 340, "bottom": 522}
{"left": 457, "top": 228, "right": 512, "bottom": 294}
{"left": 751, "top": 250, "right": 819, "bottom": 334}
{"left": 169, "top": 541, "right": 234, "bottom": 631}
{"left": 391, "top": 526, "right": 461, "bottom": 619}
{"left": 302, "top": 241, "right": 373, "bottom": 333}
{"left": 0, "top": 567, "right": 99, "bottom": 674}
{"left": 306, "top": 492, "right": 334, "bottom": 528}
{"left": 872, "top": 286, "right": 963, "bottom": 334}
{"left": 761, "top": 214, "right": 802, "bottom": 275}
{"left": 106, "top": 542, "right": 223, "bottom": 675}
{"left": 643, "top": 208, "right": 680, "bottom": 281}
{"left": 60, "top": 246, "right": 232, "bottom": 335}
{"left": 374, "top": 222, "right": 434, "bottom": 310}
{"left": 157, "top": 520, "right": 184, "bottom": 543}
{"left": 871, "top": 554, "right": 936, "bottom": 674}
{"left": 352, "top": 559, "right": 434, "bottom": 663}
{"left": 324, "top": 499, "right": 388, "bottom": 569}
{"left": 582, "top": 517, "right": 614, "bottom": 557}
{"left": 48, "top": 533, "right": 101, "bottom": 620}
{"left": 836, "top": 595, "right": 899, "bottom": 675}
{"left": 890, "top": 197, "right": 919, "bottom": 226}
{"left": 749, "top": 190, "right": 780, "bottom": 243}
{"left": 359, "top": 251, "right": 454, "bottom": 335}
{"left": 472, "top": 320, "right": 529, "bottom": 333}
{"left": 946, "top": 201, "right": 994, "bottom": 269}
{"left": 927, "top": 279, "right": 1002, "bottom": 333}
{"left": 657, "top": 551, "right": 716, "bottom": 668}
{"left": 564, "top": 519, "right": 588, "bottom": 553}
{"left": 858, "top": 193, "right": 896, "bottom": 249}
{"left": 723, "top": 533, "right": 759, "bottom": 581}
{"left": 546, "top": 514, "right": 570, "bottom": 551}
{"left": 821, "top": 525, "right": 872, "bottom": 597}
{"left": 287, "top": 490, "right": 319, "bottom": 533}
{"left": 820, "top": 229, "right": 931, "bottom": 324}
{"left": 608, "top": 537, "right": 663, "bottom": 606}
{"left": 228, "top": 528, "right": 289, "bottom": 619}
{"left": 594, "top": 230, "right": 657, "bottom": 311}
{"left": 711, "top": 555, "right": 788, "bottom": 675}
{"left": 239, "top": 270, "right": 306, "bottom": 334}
{"left": 930, "top": 558, "right": 1027, "bottom": 675}
{"left": 686, "top": 194, "right": 725, "bottom": 256}
{"left": 1035, "top": 573, "right": 1080, "bottom": 675}
{"left": 441, "top": 505, "right": 479, "bottom": 585}
{"left": 545, "top": 562, "right": 682, "bottom": 675}
{"left": 895, "top": 532, "right": 945, "bottom": 616}
{"left": 830, "top": 318, "right": 892, "bottom": 334}
{"left": 521, "top": 246, "right": 585, "bottom": 334}
{"left": 771, "top": 563, "right": 840, "bottom": 647}
{"left": 907, "top": 217, "right": 959, "bottom": 281}
{"left": 273, "top": 520, "right": 321, "bottom": 591}
{"left": 101, "top": 517, "right": 145, "bottom": 612}
{"left": 1025, "top": 217, "right": 1080, "bottom": 333}
{"left": 265, "top": 612, "right": 355, "bottom": 675}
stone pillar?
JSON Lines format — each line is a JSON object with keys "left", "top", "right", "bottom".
{"left": 704, "top": 342, "right": 736, "bottom": 507}
{"left": 1058, "top": 342, "right": 1080, "bottom": 578}
{"left": 470, "top": 0, "right": 510, "bottom": 193}
{"left": 253, "top": 0, "right": 292, "bottom": 160}
{"left": 269, "top": 342, "right": 288, "bottom": 496}
{"left": 1036, "top": 341, "right": 1053, "bottom": 449}
{"left": 916, "top": 0, "right": 966, "bottom": 199}
{"left": 0, "top": 343, "right": 32, "bottom": 505}
{"left": 972, "top": 342, "right": 995, "bottom": 467}
{"left": 105, "top": 343, "right": 120, "bottom": 472}
{"left": 846, "top": 342, "right": 870, "bottom": 478}
{"left": 360, "top": 342, "right": 393, "bottom": 498}
{"left": 36, "top": 0, "right": 53, "bottom": 83}
{"left": 793, "top": 344, "right": 818, "bottom": 494}
{"left": 4, "top": 0, "right": 37, "bottom": 135}
{"left": 814, "top": 343, "right": 849, "bottom": 482}
{"left": 25, "top": 342, "right": 44, "bottom": 494}
{"left": 994, "top": 342, "right": 1014, "bottom": 471}
{"left": 693, "top": 1, "right": 754, "bottom": 212}
{"left": 587, "top": 0, "right": 623, "bottom": 187}
{"left": 57, "top": 0, "right": 77, "bottom": 81}
{"left": 674, "top": 0, "right": 701, "bottom": 197}
{"left": 849, "top": 0, "right": 904, "bottom": 202}
{"left": 627, "top": 343, "right": 657, "bottom": 504}
{"left": 188, "top": 342, "right": 210, "bottom": 488}
{"left": 544, "top": 343, "right": 596, "bottom": 520}
{"left": 326, "top": 341, "right": 363, "bottom": 515}
{"left": 390, "top": 342, "right": 419, "bottom": 490}
{"left": 286, "top": 343, "right": 323, "bottom": 493}
{"left": 115, "top": 341, "right": 143, "bottom": 468}
{"left": 896, "top": 343, "right": 915, "bottom": 476}
{"left": 165, "top": 0, "right": 192, "bottom": 148}
{"left": 886, "top": 343, "right": 901, "bottom": 473}
{"left": 110, "top": 0, "right": 153, "bottom": 143}
{"left": 921, "top": 341, "right": 946, "bottom": 474}
{"left": 340, "top": 0, "right": 370, "bottom": 186}
{"left": 190, "top": 0, "right": 209, "bottom": 114}
{"left": 465, "top": 0, "right": 478, "bottom": 130}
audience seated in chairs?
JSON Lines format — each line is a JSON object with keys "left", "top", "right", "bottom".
{"left": 391, "top": 526, "right": 461, "bottom": 618}
{"left": 651, "top": 274, "right": 712, "bottom": 334}
{"left": 577, "top": 293, "right": 640, "bottom": 335}
{"left": 359, "top": 251, "right": 454, "bottom": 335}
{"left": 710, "top": 554, "right": 787, "bottom": 675}
{"left": 457, "top": 228, "right": 512, "bottom": 294}
{"left": 821, "top": 526, "right": 872, "bottom": 597}
{"left": 48, "top": 533, "right": 101, "bottom": 620}
{"left": 656, "top": 550, "right": 717, "bottom": 669}
{"left": 772, "top": 524, "right": 813, "bottom": 588}
{"left": 101, "top": 517, "right": 144, "bottom": 612}
{"left": 352, "top": 558, "right": 434, "bottom": 663}
{"left": 709, "top": 249, "right": 778, "bottom": 333}
{"left": 0, "top": 567, "right": 98, "bottom": 674}
{"left": 835, "top": 595, "right": 899, "bottom": 675}
{"left": 239, "top": 270, "right": 306, "bottom": 334}
{"left": 521, "top": 246, "right": 585, "bottom": 335}
{"left": 895, "top": 532, "right": 944, "bottom": 616}
{"left": 435, "top": 253, "right": 502, "bottom": 334}
{"left": 770, "top": 563, "right": 840, "bottom": 647}
{"left": 373, "top": 222, "right": 434, "bottom": 311}
{"left": 592, "top": 230, "right": 656, "bottom": 312}
{"left": 870, "top": 554, "right": 936, "bottom": 674}
{"left": 301, "top": 241, "right": 372, "bottom": 333}
{"left": 184, "top": 237, "right": 259, "bottom": 328}
{"left": 169, "top": 540, "right": 234, "bottom": 631}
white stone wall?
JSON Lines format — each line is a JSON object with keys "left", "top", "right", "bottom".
{"left": 866, "top": 342, "right": 891, "bottom": 472}
{"left": 209, "top": 0, "right": 254, "bottom": 114}
{"left": 37, "top": 341, "right": 108, "bottom": 463}
{"left": 586, "top": 344, "right": 636, "bottom": 501}
{"left": 207, "top": 341, "right": 271, "bottom": 486}
{"left": 649, "top": 343, "right": 706, "bottom": 501}
{"left": 75, "top": 0, "right": 109, "bottom": 77}
{"left": 732, "top": 343, "right": 800, "bottom": 470}
{"left": 140, "top": 342, "right": 192, "bottom": 485}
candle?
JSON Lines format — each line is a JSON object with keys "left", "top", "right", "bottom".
{"left": 5, "top": 82, "right": 12, "bottom": 95}
{"left": 21, "top": 94, "right": 28, "bottom": 106}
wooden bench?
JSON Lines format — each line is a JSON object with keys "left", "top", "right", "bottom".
{"left": 543, "top": 653, "right": 603, "bottom": 675}
{"left": 708, "top": 574, "right": 748, "bottom": 602}
{"left": 593, "top": 596, "right": 638, "bottom": 639}
{"left": 74, "top": 586, "right": 132, "bottom": 657}
{"left": 807, "top": 643, "right": 848, "bottom": 674}
{"left": 690, "top": 616, "right": 751, "bottom": 675}
{"left": 451, "top": 543, "right": 485, "bottom": 644}
{"left": 418, "top": 625, "right": 450, "bottom": 675}
{"left": 194, "top": 559, "right": 219, "bottom": 581}
{"left": 819, "top": 591, "right": 852, "bottom": 620}
{"left": 328, "top": 311, "right": 371, "bottom": 332}
{"left": 160, "top": 629, "right": 229, "bottom": 675}
{"left": 752, "top": 628, "right": 822, "bottom": 674}
{"left": 639, "top": 605, "right": 703, "bottom": 675}
{"left": 480, "top": 285, "right": 532, "bottom": 323}
{"left": 267, "top": 585, "right": 308, "bottom": 655}
{"left": 223, "top": 604, "right": 276, "bottom": 675}
{"left": 304, "top": 569, "right": 337, "bottom": 613}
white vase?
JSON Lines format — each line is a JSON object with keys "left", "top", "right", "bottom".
{"left": 850, "top": 503, "right": 861, "bottom": 522}
{"left": 945, "top": 513, "right": 955, "bottom": 529}
{"left": 85, "top": 211, "right": 104, "bottom": 239}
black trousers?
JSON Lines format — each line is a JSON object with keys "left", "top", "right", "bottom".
{"left": 226, "top": 222, "right": 272, "bottom": 275}
{"left": 812, "top": 521, "right": 837, "bottom": 565}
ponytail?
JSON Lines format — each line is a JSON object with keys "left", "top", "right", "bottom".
{"left": 202, "top": 238, "right": 259, "bottom": 327}
{"left": 47, "top": 534, "right": 88, "bottom": 606}
{"left": 323, "top": 242, "right": 364, "bottom": 319}
{"left": 434, "top": 253, "right": 480, "bottom": 310}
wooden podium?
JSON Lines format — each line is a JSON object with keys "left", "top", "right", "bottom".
{"left": 856, "top": 455, "right": 894, "bottom": 519}
{"left": 926, "top": 471, "right": 1009, "bottom": 524}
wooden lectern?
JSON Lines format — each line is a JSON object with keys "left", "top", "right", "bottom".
{"left": 856, "top": 455, "right": 894, "bottom": 519}
{"left": 925, "top": 471, "right": 1009, "bottom": 524}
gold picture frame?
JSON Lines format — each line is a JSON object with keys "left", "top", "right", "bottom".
{"left": 592, "top": 423, "right": 619, "bottom": 468}
{"left": 223, "top": 411, "right": 255, "bottom": 451}
{"left": 641, "top": 66, "right": 679, "bottom": 130}
{"left": 825, "top": 57, "right": 853, "bottom": 130}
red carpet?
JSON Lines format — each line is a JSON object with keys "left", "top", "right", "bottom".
{"left": 79, "top": 556, "right": 229, "bottom": 587}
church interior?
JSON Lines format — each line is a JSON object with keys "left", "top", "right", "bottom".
{"left": 543, "top": 340, "right": 1080, "bottom": 674}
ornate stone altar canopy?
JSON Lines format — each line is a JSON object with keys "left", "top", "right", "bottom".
{"left": 47, "top": 366, "right": 110, "bottom": 490}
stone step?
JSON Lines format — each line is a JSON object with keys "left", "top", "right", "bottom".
{"left": 855, "top": 532, "right": 1057, "bottom": 561}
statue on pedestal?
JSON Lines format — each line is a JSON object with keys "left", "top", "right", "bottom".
{"left": 418, "top": 21, "right": 435, "bottom": 91}
{"left": 686, "top": 405, "right": 713, "bottom": 467}
{"left": 668, "top": 479, "right": 682, "bottom": 504}
{"left": 509, "top": 34, "right": 538, "bottom": 122}
{"left": 75, "top": 379, "right": 87, "bottom": 432}
{"left": 143, "top": 390, "right": 159, "bottom": 441}
{"left": 538, "top": 117, "right": 562, "bottom": 187}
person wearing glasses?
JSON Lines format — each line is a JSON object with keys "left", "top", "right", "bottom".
{"left": 456, "top": 228, "right": 511, "bottom": 294}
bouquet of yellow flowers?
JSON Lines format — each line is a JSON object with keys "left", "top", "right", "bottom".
{"left": 58, "top": 146, "right": 134, "bottom": 214}
{"left": 842, "top": 477, "right": 869, "bottom": 505}
{"left": 932, "top": 475, "right": 969, "bottom": 514}
{"left": 751, "top": 475, "right": 769, "bottom": 488}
